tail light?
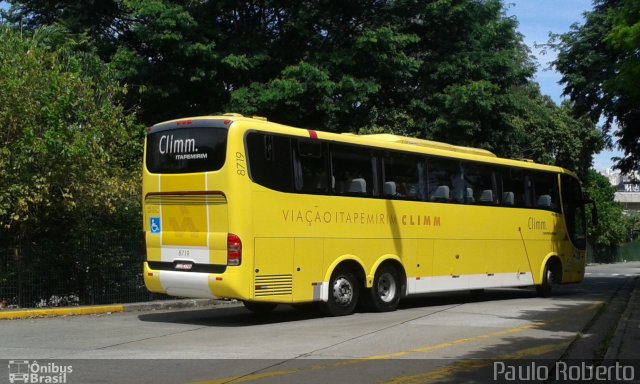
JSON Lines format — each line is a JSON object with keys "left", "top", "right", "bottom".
{"left": 227, "top": 233, "right": 242, "bottom": 266}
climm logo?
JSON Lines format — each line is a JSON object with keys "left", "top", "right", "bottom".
{"left": 528, "top": 216, "right": 547, "bottom": 231}
{"left": 158, "top": 135, "right": 207, "bottom": 160}
{"left": 159, "top": 135, "right": 197, "bottom": 154}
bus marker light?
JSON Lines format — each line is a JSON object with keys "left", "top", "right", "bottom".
{"left": 308, "top": 130, "right": 318, "bottom": 139}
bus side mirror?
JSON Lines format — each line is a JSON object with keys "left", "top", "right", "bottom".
{"left": 585, "top": 198, "right": 598, "bottom": 227}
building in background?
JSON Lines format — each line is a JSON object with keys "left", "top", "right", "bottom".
{"left": 603, "top": 169, "right": 640, "bottom": 212}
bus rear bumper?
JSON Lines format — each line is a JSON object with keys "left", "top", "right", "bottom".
{"left": 144, "top": 262, "right": 218, "bottom": 299}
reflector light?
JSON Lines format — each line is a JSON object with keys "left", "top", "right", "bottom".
{"left": 308, "top": 130, "right": 318, "bottom": 139}
{"left": 227, "top": 233, "right": 242, "bottom": 266}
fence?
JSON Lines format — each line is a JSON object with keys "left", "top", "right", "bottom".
{"left": 0, "top": 231, "right": 165, "bottom": 309}
{"left": 588, "top": 241, "right": 640, "bottom": 264}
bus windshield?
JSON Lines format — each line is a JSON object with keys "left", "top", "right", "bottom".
{"left": 561, "top": 175, "right": 587, "bottom": 250}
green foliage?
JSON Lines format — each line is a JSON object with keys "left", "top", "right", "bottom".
{"left": 552, "top": 0, "right": 640, "bottom": 172}
{"left": 622, "top": 212, "right": 640, "bottom": 240}
{"left": 584, "top": 170, "right": 627, "bottom": 248}
{"left": 508, "top": 94, "right": 604, "bottom": 179}
{"left": 605, "top": 0, "right": 640, "bottom": 99}
{"left": 3, "top": 0, "right": 601, "bottom": 177}
{"left": 0, "top": 26, "right": 142, "bottom": 248}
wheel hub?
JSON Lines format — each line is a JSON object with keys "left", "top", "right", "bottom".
{"left": 332, "top": 277, "right": 353, "bottom": 305}
{"left": 377, "top": 272, "right": 397, "bottom": 303}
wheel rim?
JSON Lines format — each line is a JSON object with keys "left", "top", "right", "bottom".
{"left": 332, "top": 276, "right": 354, "bottom": 306}
{"left": 377, "top": 272, "right": 397, "bottom": 303}
{"left": 546, "top": 268, "right": 554, "bottom": 288}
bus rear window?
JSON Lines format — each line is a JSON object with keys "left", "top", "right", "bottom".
{"left": 146, "top": 127, "right": 228, "bottom": 174}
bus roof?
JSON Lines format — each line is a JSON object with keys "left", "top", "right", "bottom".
{"left": 351, "top": 133, "right": 497, "bottom": 158}
{"left": 151, "top": 114, "right": 577, "bottom": 178}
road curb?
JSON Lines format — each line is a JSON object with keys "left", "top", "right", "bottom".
{"left": 0, "top": 299, "right": 233, "bottom": 320}
{"left": 123, "top": 298, "right": 234, "bottom": 312}
{"left": 0, "top": 304, "right": 125, "bottom": 320}
{"left": 604, "top": 275, "right": 640, "bottom": 360}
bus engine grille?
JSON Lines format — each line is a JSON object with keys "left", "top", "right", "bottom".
{"left": 254, "top": 274, "right": 293, "bottom": 296}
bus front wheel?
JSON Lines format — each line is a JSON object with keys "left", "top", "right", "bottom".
{"left": 536, "top": 264, "right": 555, "bottom": 297}
{"left": 323, "top": 268, "right": 359, "bottom": 316}
{"left": 367, "top": 265, "right": 402, "bottom": 312}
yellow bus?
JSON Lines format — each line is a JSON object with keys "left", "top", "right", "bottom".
{"left": 142, "top": 114, "right": 588, "bottom": 316}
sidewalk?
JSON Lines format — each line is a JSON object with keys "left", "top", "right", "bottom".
{"left": 605, "top": 275, "right": 640, "bottom": 360}
{"left": 0, "top": 298, "right": 237, "bottom": 320}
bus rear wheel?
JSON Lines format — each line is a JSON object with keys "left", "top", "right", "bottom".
{"left": 367, "top": 265, "right": 402, "bottom": 312}
{"left": 243, "top": 301, "right": 277, "bottom": 314}
{"left": 322, "top": 268, "right": 359, "bottom": 316}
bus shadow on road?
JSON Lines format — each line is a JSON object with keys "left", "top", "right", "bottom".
{"left": 137, "top": 302, "right": 331, "bottom": 327}
{"left": 136, "top": 279, "right": 599, "bottom": 327}
{"left": 397, "top": 287, "right": 538, "bottom": 310}
{"left": 137, "top": 288, "right": 537, "bottom": 327}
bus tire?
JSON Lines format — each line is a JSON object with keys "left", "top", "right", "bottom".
{"left": 367, "top": 265, "right": 401, "bottom": 312}
{"left": 536, "top": 264, "right": 555, "bottom": 297}
{"left": 243, "top": 301, "right": 277, "bottom": 314}
{"left": 322, "top": 268, "right": 359, "bottom": 316}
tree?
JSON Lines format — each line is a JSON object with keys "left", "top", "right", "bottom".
{"left": 0, "top": 26, "right": 142, "bottom": 289}
{"left": 552, "top": 0, "right": 640, "bottom": 172}
{"left": 584, "top": 170, "right": 627, "bottom": 248}
{"left": 508, "top": 93, "right": 604, "bottom": 179}
{"left": 5, "top": 0, "right": 604, "bottom": 174}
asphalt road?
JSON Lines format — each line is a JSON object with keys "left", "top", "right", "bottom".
{"left": 1, "top": 262, "right": 639, "bottom": 384}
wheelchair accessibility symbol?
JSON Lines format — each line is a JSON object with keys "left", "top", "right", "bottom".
{"left": 150, "top": 217, "right": 161, "bottom": 234}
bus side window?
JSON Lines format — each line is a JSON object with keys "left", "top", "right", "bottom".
{"left": 531, "top": 172, "right": 560, "bottom": 211}
{"left": 501, "top": 168, "right": 530, "bottom": 208}
{"left": 330, "top": 143, "right": 377, "bottom": 197}
{"left": 382, "top": 151, "right": 423, "bottom": 200}
{"left": 246, "top": 132, "right": 293, "bottom": 192}
{"left": 293, "top": 139, "right": 329, "bottom": 194}
{"left": 427, "top": 157, "right": 457, "bottom": 203}
{"left": 463, "top": 162, "right": 497, "bottom": 205}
